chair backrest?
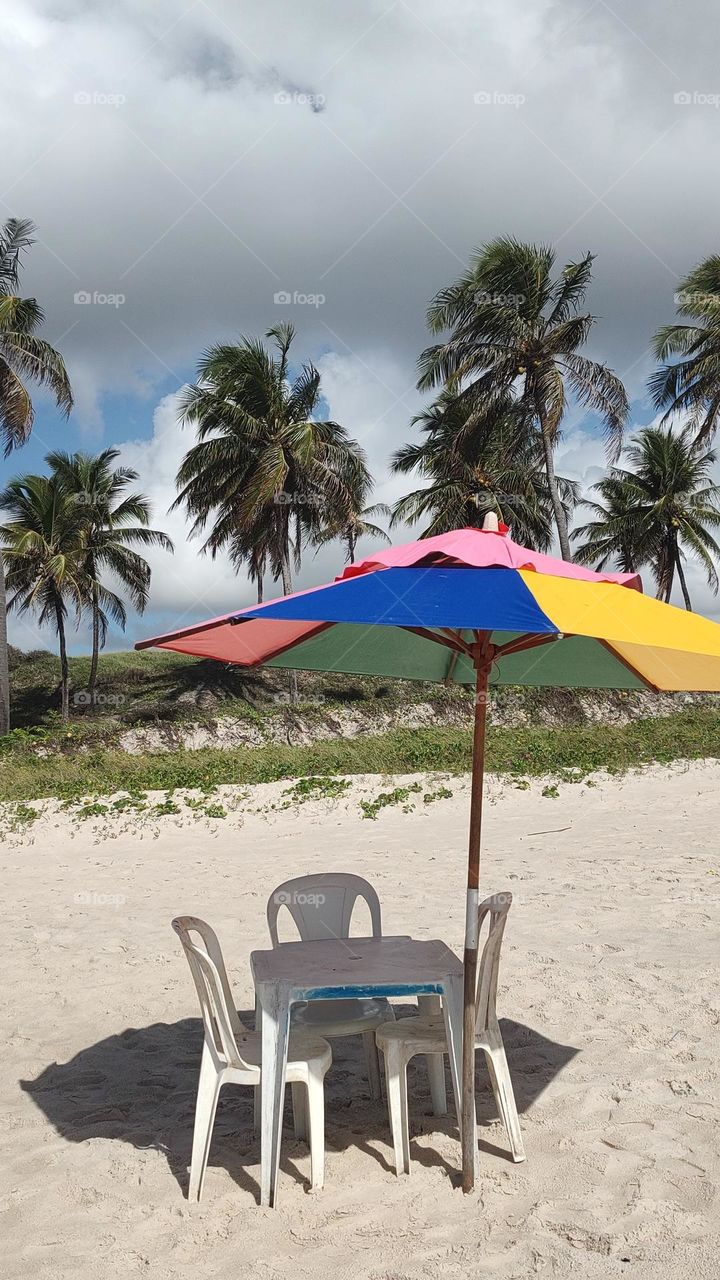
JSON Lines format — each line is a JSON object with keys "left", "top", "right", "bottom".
{"left": 475, "top": 892, "right": 513, "bottom": 1034}
{"left": 171, "top": 916, "right": 250, "bottom": 1069}
{"left": 266, "top": 872, "right": 382, "bottom": 947}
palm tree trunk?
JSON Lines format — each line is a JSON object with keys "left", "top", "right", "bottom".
{"left": 538, "top": 412, "right": 573, "bottom": 562}
{"left": 280, "top": 545, "right": 298, "bottom": 703}
{"left": 280, "top": 548, "right": 293, "bottom": 596}
{"left": 661, "top": 568, "right": 675, "bottom": 603}
{"left": 658, "top": 537, "right": 675, "bottom": 603}
{"left": 675, "top": 550, "right": 693, "bottom": 611}
{"left": 55, "top": 603, "right": 70, "bottom": 723}
{"left": 88, "top": 587, "right": 100, "bottom": 701}
{"left": 257, "top": 575, "right": 264, "bottom": 605}
{"left": 348, "top": 530, "right": 356, "bottom": 564}
{"left": 0, "top": 557, "right": 10, "bottom": 736}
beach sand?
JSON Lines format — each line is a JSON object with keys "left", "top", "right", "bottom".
{"left": 1, "top": 761, "right": 719, "bottom": 1278}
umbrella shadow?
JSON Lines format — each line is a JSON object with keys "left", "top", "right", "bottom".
{"left": 19, "top": 1014, "right": 578, "bottom": 1200}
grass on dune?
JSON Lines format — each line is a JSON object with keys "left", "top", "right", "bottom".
{"left": 1, "top": 710, "right": 718, "bottom": 803}
{"left": 6, "top": 643, "right": 471, "bottom": 739}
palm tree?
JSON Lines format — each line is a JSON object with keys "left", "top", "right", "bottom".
{"left": 47, "top": 449, "right": 173, "bottom": 702}
{"left": 313, "top": 502, "right": 391, "bottom": 564}
{"left": 571, "top": 473, "right": 644, "bottom": 575}
{"left": 418, "top": 237, "right": 628, "bottom": 561}
{"left": 174, "top": 323, "right": 370, "bottom": 594}
{"left": 0, "top": 473, "right": 85, "bottom": 721}
{"left": 312, "top": 468, "right": 391, "bottom": 564}
{"left": 392, "top": 391, "right": 578, "bottom": 548}
{"left": 0, "top": 217, "right": 73, "bottom": 734}
{"left": 650, "top": 257, "right": 720, "bottom": 442}
{"left": 574, "top": 426, "right": 720, "bottom": 609}
{"left": 341, "top": 503, "right": 391, "bottom": 564}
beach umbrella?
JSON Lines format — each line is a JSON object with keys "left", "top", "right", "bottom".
{"left": 137, "top": 514, "right": 720, "bottom": 1192}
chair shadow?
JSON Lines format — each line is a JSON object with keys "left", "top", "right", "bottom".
{"left": 19, "top": 1014, "right": 305, "bottom": 1204}
{"left": 20, "top": 1012, "right": 578, "bottom": 1200}
{"left": 386, "top": 1011, "right": 580, "bottom": 1178}
{"left": 473, "top": 1017, "right": 579, "bottom": 1165}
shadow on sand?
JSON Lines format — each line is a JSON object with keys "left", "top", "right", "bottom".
{"left": 21, "top": 1012, "right": 579, "bottom": 1202}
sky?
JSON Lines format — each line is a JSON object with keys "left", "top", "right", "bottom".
{"left": 2, "top": 0, "right": 720, "bottom": 652}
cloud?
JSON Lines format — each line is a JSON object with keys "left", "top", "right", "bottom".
{"left": 117, "top": 390, "right": 246, "bottom": 624}
{"left": 6, "top": 0, "right": 720, "bottom": 644}
{"left": 3, "top": 0, "right": 719, "bottom": 423}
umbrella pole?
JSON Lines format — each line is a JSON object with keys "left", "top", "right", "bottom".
{"left": 461, "top": 658, "right": 489, "bottom": 1193}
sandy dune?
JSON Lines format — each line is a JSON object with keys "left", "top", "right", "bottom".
{"left": 1, "top": 762, "right": 719, "bottom": 1279}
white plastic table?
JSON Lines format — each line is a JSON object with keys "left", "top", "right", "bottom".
{"left": 251, "top": 934, "right": 465, "bottom": 1207}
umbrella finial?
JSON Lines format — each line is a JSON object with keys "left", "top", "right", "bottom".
{"left": 482, "top": 511, "right": 500, "bottom": 533}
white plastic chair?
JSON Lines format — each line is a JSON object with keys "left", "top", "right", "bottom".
{"left": 266, "top": 873, "right": 395, "bottom": 1100}
{"left": 172, "top": 916, "right": 332, "bottom": 1200}
{"left": 375, "top": 892, "right": 525, "bottom": 1174}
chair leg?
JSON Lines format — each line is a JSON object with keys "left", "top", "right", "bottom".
{"left": 426, "top": 1053, "right": 447, "bottom": 1116}
{"left": 292, "top": 1081, "right": 308, "bottom": 1141}
{"left": 306, "top": 1072, "right": 326, "bottom": 1190}
{"left": 384, "top": 1044, "right": 411, "bottom": 1175}
{"left": 188, "top": 1044, "right": 222, "bottom": 1202}
{"left": 363, "top": 1030, "right": 383, "bottom": 1102}
{"left": 252, "top": 996, "right": 261, "bottom": 1132}
{"left": 416, "top": 994, "right": 447, "bottom": 1116}
{"left": 483, "top": 1031, "right": 525, "bottom": 1163}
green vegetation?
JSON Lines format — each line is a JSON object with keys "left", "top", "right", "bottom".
{"left": 361, "top": 782, "right": 423, "bottom": 820}
{"left": 423, "top": 785, "right": 454, "bottom": 804}
{"left": 281, "top": 775, "right": 352, "bottom": 804}
{"left": 0, "top": 645, "right": 712, "bottom": 803}
{"left": 44, "top": 447, "right": 173, "bottom": 699}
{"left": 0, "top": 701, "right": 717, "bottom": 806}
{"left": 391, "top": 389, "right": 578, "bottom": 550}
{"left": 152, "top": 796, "right": 181, "bottom": 816}
{"left": 6, "top": 234, "right": 720, "bottom": 774}
{"left": 651, "top": 255, "right": 720, "bottom": 441}
{"left": 0, "top": 451, "right": 173, "bottom": 722}
{"left": 0, "top": 707, "right": 717, "bottom": 804}
{"left": 76, "top": 801, "right": 109, "bottom": 819}
{"left": 4, "top": 643, "right": 472, "bottom": 735}
{"left": 174, "top": 322, "right": 374, "bottom": 601}
{"left": 111, "top": 792, "right": 148, "bottom": 813}
{"left": 9, "top": 802, "right": 40, "bottom": 825}
{"left": 1, "top": 646, "right": 719, "bottom": 808}
{"left": 574, "top": 426, "right": 720, "bottom": 606}
{"left": 417, "top": 237, "right": 629, "bottom": 560}
{"left": 40, "top": 787, "right": 230, "bottom": 831}
{"left": 0, "top": 217, "right": 74, "bottom": 738}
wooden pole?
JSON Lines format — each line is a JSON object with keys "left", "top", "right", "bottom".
{"left": 461, "top": 657, "right": 489, "bottom": 1192}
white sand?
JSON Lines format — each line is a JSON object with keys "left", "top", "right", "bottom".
{"left": 2, "top": 762, "right": 719, "bottom": 1279}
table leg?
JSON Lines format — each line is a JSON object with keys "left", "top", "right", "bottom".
{"left": 417, "top": 994, "right": 442, "bottom": 1015}
{"left": 442, "top": 974, "right": 476, "bottom": 1177}
{"left": 259, "top": 983, "right": 291, "bottom": 1208}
